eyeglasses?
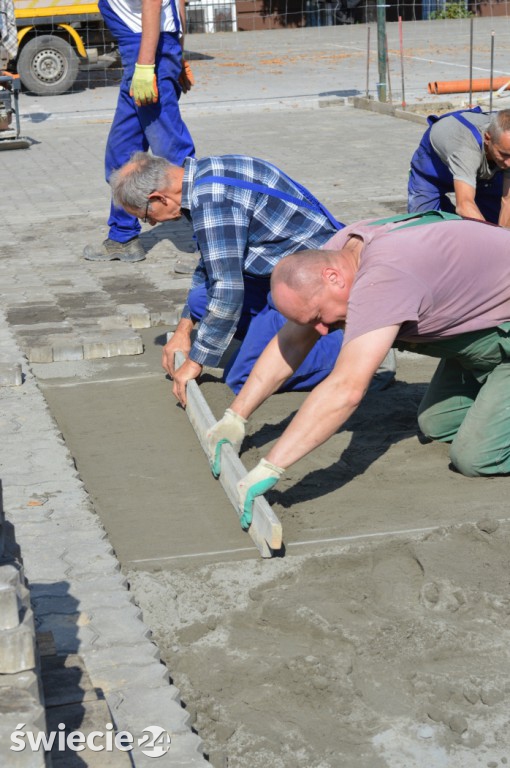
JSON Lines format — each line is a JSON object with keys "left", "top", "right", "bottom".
{"left": 142, "top": 197, "right": 151, "bottom": 224}
{"left": 142, "top": 190, "right": 156, "bottom": 223}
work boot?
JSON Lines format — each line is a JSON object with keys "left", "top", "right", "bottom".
{"left": 83, "top": 237, "right": 145, "bottom": 262}
{"left": 174, "top": 254, "right": 198, "bottom": 274}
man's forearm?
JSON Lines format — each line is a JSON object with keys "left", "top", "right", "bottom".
{"left": 231, "top": 323, "right": 319, "bottom": 420}
{"left": 265, "top": 372, "right": 363, "bottom": 469}
{"left": 138, "top": 0, "right": 162, "bottom": 63}
{"left": 455, "top": 200, "right": 484, "bottom": 220}
{"left": 173, "top": 316, "right": 194, "bottom": 341}
{"left": 264, "top": 326, "right": 399, "bottom": 470}
{"left": 453, "top": 180, "right": 484, "bottom": 221}
{"left": 179, "top": 0, "right": 186, "bottom": 42}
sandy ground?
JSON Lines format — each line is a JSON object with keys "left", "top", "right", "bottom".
{"left": 127, "top": 354, "right": 510, "bottom": 768}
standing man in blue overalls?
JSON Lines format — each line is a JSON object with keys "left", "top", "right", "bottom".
{"left": 84, "top": 0, "right": 195, "bottom": 262}
{"left": 408, "top": 108, "right": 510, "bottom": 226}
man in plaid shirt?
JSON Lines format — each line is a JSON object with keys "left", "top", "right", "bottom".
{"left": 111, "top": 151, "right": 395, "bottom": 405}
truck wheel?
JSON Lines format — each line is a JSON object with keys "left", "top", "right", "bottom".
{"left": 17, "top": 35, "right": 79, "bottom": 96}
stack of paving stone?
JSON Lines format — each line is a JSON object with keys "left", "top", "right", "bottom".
{"left": 0, "top": 480, "right": 47, "bottom": 768}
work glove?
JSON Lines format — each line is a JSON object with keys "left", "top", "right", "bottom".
{"left": 237, "top": 458, "right": 284, "bottom": 531}
{"left": 179, "top": 60, "right": 195, "bottom": 93}
{"left": 206, "top": 409, "right": 247, "bottom": 478}
{"left": 130, "top": 64, "right": 158, "bottom": 106}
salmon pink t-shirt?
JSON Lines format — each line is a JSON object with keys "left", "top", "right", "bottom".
{"left": 323, "top": 217, "right": 510, "bottom": 346}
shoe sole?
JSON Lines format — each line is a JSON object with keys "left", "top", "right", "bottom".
{"left": 83, "top": 252, "right": 146, "bottom": 263}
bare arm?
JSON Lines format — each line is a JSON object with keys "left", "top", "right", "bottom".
{"left": 231, "top": 321, "right": 322, "bottom": 419}
{"left": 453, "top": 179, "right": 484, "bottom": 221}
{"left": 138, "top": 0, "right": 162, "bottom": 64}
{"left": 264, "top": 326, "right": 400, "bottom": 469}
{"left": 162, "top": 317, "right": 194, "bottom": 377}
{"left": 499, "top": 176, "right": 510, "bottom": 228}
{"left": 179, "top": 0, "right": 186, "bottom": 41}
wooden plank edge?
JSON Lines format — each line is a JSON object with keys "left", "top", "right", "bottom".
{"left": 174, "top": 350, "right": 283, "bottom": 556}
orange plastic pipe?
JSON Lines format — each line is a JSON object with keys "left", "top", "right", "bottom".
{"left": 428, "top": 78, "right": 510, "bottom": 95}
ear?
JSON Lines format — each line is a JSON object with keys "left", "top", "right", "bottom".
{"left": 323, "top": 266, "right": 344, "bottom": 287}
{"left": 149, "top": 191, "right": 166, "bottom": 205}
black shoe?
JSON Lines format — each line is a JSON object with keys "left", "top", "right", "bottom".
{"left": 83, "top": 237, "right": 145, "bottom": 262}
{"left": 174, "top": 254, "right": 198, "bottom": 274}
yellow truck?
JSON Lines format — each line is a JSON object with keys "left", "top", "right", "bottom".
{"left": 14, "top": 0, "right": 116, "bottom": 95}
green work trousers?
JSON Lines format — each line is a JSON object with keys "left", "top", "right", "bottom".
{"left": 400, "top": 323, "right": 510, "bottom": 477}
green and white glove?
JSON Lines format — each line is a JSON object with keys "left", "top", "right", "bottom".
{"left": 237, "top": 458, "right": 284, "bottom": 531}
{"left": 206, "top": 408, "right": 247, "bottom": 478}
{"left": 130, "top": 64, "right": 158, "bottom": 106}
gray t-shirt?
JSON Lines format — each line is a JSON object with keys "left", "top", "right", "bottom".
{"left": 325, "top": 217, "right": 510, "bottom": 346}
{"left": 429, "top": 111, "right": 507, "bottom": 186}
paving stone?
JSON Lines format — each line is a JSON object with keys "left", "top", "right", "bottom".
{"left": 150, "top": 309, "right": 181, "bottom": 326}
{"left": 82, "top": 642, "right": 162, "bottom": 675}
{"left": 81, "top": 331, "right": 143, "bottom": 359}
{"left": 0, "top": 669, "right": 41, "bottom": 700}
{"left": 106, "top": 687, "right": 193, "bottom": 738}
{"left": 85, "top": 659, "right": 170, "bottom": 693}
{"left": 117, "top": 304, "right": 152, "bottom": 329}
{"left": 35, "top": 603, "right": 153, "bottom": 655}
{"left": 50, "top": 341, "right": 84, "bottom": 363}
{"left": 96, "top": 315, "right": 132, "bottom": 330}
{"left": 0, "top": 363, "right": 23, "bottom": 387}
{"left": 0, "top": 610, "right": 36, "bottom": 674}
{"left": 0, "top": 584, "right": 20, "bottom": 630}
{"left": 29, "top": 572, "right": 129, "bottom": 602}
{"left": 24, "top": 345, "right": 53, "bottom": 364}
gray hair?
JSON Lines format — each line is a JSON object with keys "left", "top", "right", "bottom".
{"left": 110, "top": 152, "right": 173, "bottom": 210}
{"left": 487, "top": 109, "right": 510, "bottom": 142}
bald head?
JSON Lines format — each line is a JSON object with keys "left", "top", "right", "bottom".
{"left": 110, "top": 152, "right": 180, "bottom": 211}
{"left": 271, "top": 249, "right": 338, "bottom": 297}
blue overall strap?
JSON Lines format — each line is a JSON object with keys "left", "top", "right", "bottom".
{"left": 452, "top": 112, "right": 484, "bottom": 148}
{"left": 427, "top": 105, "right": 483, "bottom": 127}
{"left": 194, "top": 175, "right": 344, "bottom": 231}
{"left": 427, "top": 107, "right": 486, "bottom": 148}
{"left": 168, "top": 0, "right": 181, "bottom": 34}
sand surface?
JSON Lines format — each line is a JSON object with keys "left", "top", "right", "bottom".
{"left": 127, "top": 354, "right": 510, "bottom": 768}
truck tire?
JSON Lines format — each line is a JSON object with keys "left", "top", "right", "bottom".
{"left": 17, "top": 35, "right": 80, "bottom": 96}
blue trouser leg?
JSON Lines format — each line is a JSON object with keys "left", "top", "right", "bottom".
{"left": 224, "top": 294, "right": 345, "bottom": 394}
{"left": 100, "top": 0, "right": 195, "bottom": 243}
{"left": 187, "top": 280, "right": 344, "bottom": 393}
{"left": 474, "top": 176, "right": 504, "bottom": 223}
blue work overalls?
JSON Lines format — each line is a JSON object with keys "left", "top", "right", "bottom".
{"left": 187, "top": 172, "right": 350, "bottom": 394}
{"left": 100, "top": 0, "right": 195, "bottom": 243}
{"left": 407, "top": 107, "right": 503, "bottom": 223}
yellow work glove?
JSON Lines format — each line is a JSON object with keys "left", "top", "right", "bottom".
{"left": 179, "top": 60, "right": 194, "bottom": 94}
{"left": 130, "top": 64, "right": 158, "bottom": 106}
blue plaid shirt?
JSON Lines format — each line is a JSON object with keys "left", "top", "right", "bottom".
{"left": 181, "top": 155, "right": 340, "bottom": 367}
